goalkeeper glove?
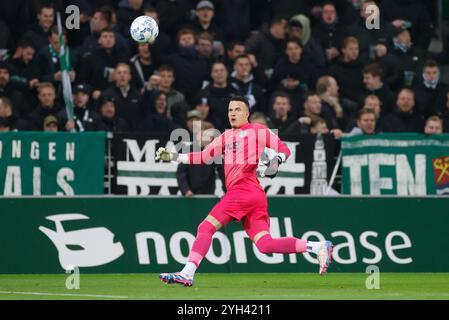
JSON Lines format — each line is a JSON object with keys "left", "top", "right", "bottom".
{"left": 155, "top": 147, "right": 179, "bottom": 162}
{"left": 261, "top": 155, "right": 283, "bottom": 179}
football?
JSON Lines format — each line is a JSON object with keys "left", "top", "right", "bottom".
{"left": 130, "top": 16, "right": 159, "bottom": 43}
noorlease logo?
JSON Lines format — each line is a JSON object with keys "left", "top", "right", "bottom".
{"left": 39, "top": 214, "right": 124, "bottom": 269}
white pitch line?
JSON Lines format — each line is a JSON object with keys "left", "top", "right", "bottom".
{"left": 0, "top": 291, "right": 128, "bottom": 299}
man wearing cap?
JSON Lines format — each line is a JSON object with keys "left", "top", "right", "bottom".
{"left": 58, "top": 83, "right": 103, "bottom": 132}
{"left": 191, "top": 1, "right": 223, "bottom": 47}
{"left": 97, "top": 95, "right": 130, "bottom": 133}
{"left": 43, "top": 115, "right": 58, "bottom": 132}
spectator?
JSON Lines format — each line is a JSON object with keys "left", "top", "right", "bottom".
{"left": 346, "top": 1, "right": 396, "bottom": 62}
{"left": 82, "top": 6, "right": 130, "bottom": 57}
{"left": 199, "top": 61, "right": 237, "bottom": 131}
{"left": 349, "top": 108, "right": 378, "bottom": 135}
{"left": 43, "top": 114, "right": 58, "bottom": 132}
{"left": 229, "top": 54, "right": 265, "bottom": 113}
{"left": 97, "top": 95, "right": 130, "bottom": 133}
{"left": 191, "top": 1, "right": 224, "bottom": 46}
{"left": 245, "top": 16, "right": 288, "bottom": 81}
{"left": 137, "top": 91, "right": 174, "bottom": 134}
{"left": 146, "top": 64, "right": 188, "bottom": 127}
{"left": 143, "top": 6, "right": 172, "bottom": 64}
{"left": 0, "top": 61, "right": 30, "bottom": 117}
{"left": 269, "top": 91, "right": 297, "bottom": 134}
{"left": 194, "top": 97, "right": 210, "bottom": 121}
{"left": 102, "top": 63, "right": 142, "bottom": 130}
{"left": 271, "top": 38, "right": 312, "bottom": 111}
{"left": 413, "top": 60, "right": 447, "bottom": 117}
{"left": 328, "top": 36, "right": 364, "bottom": 104}
{"left": 25, "top": 82, "right": 60, "bottom": 131}
{"left": 381, "top": 88, "right": 424, "bottom": 133}
{"left": 31, "top": 26, "right": 76, "bottom": 89}
{"left": 176, "top": 120, "right": 224, "bottom": 196}
{"left": 130, "top": 42, "right": 156, "bottom": 92}
{"left": 78, "top": 28, "right": 129, "bottom": 98}
{"left": 360, "top": 63, "right": 396, "bottom": 114}
{"left": 389, "top": 28, "right": 425, "bottom": 89}
{"left": 21, "top": 3, "right": 54, "bottom": 52}
{"left": 312, "top": 2, "right": 347, "bottom": 65}
{"left": 381, "top": 0, "right": 433, "bottom": 50}
{"left": 214, "top": 0, "right": 251, "bottom": 42}
{"left": 300, "top": 91, "right": 340, "bottom": 132}
{"left": 196, "top": 32, "right": 216, "bottom": 69}
{"left": 289, "top": 14, "right": 326, "bottom": 80}
{"left": 58, "top": 84, "right": 102, "bottom": 132}
{"left": 7, "top": 39, "right": 36, "bottom": 92}
{"left": 424, "top": 115, "right": 443, "bottom": 135}
{"left": 316, "top": 75, "right": 357, "bottom": 130}
{"left": 164, "top": 28, "right": 209, "bottom": 105}
{"left": 224, "top": 41, "right": 246, "bottom": 73}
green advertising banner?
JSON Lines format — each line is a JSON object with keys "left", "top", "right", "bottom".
{"left": 1, "top": 197, "right": 448, "bottom": 274}
{"left": 0, "top": 132, "right": 106, "bottom": 195}
{"left": 341, "top": 133, "right": 449, "bottom": 195}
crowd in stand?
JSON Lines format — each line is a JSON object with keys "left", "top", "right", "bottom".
{"left": 0, "top": 0, "right": 448, "bottom": 137}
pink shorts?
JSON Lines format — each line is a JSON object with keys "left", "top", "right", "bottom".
{"left": 209, "top": 184, "right": 270, "bottom": 240}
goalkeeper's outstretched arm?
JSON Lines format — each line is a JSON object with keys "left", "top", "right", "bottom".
{"left": 155, "top": 133, "right": 225, "bottom": 164}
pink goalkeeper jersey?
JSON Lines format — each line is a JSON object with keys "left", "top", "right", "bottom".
{"left": 187, "top": 123, "right": 291, "bottom": 190}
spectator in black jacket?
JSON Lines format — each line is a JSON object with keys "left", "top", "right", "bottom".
{"left": 389, "top": 28, "right": 425, "bottom": 89}
{"left": 21, "top": 3, "right": 54, "bottom": 52}
{"left": 381, "top": 0, "right": 433, "bottom": 50}
{"left": 97, "top": 95, "right": 130, "bottom": 133}
{"left": 381, "top": 88, "right": 425, "bottom": 133}
{"left": 269, "top": 91, "right": 297, "bottom": 134}
{"left": 345, "top": 0, "right": 396, "bottom": 62}
{"left": 271, "top": 38, "right": 312, "bottom": 112}
{"left": 245, "top": 17, "right": 288, "bottom": 81}
{"left": 224, "top": 41, "right": 246, "bottom": 73}
{"left": 164, "top": 28, "right": 209, "bottom": 105}
{"left": 130, "top": 42, "right": 156, "bottom": 92}
{"left": 413, "top": 60, "right": 447, "bottom": 117}
{"left": 360, "top": 63, "right": 396, "bottom": 114}
{"left": 0, "top": 62, "right": 30, "bottom": 118}
{"left": 312, "top": 2, "right": 347, "bottom": 65}
{"left": 143, "top": 6, "right": 172, "bottom": 65}
{"left": 81, "top": 6, "right": 130, "bottom": 57}
{"left": 7, "top": 39, "right": 36, "bottom": 93}
{"left": 102, "top": 63, "right": 142, "bottom": 130}
{"left": 191, "top": 1, "right": 224, "bottom": 46}
{"left": 230, "top": 54, "right": 266, "bottom": 114}
{"left": 289, "top": 14, "right": 326, "bottom": 80}
{"left": 25, "top": 82, "right": 61, "bottom": 131}
{"left": 137, "top": 91, "right": 174, "bottom": 134}
{"left": 328, "top": 36, "right": 364, "bottom": 104}
{"left": 58, "top": 83, "right": 103, "bottom": 132}
{"left": 199, "top": 61, "right": 237, "bottom": 132}
{"left": 78, "top": 29, "right": 129, "bottom": 99}
{"left": 176, "top": 120, "right": 225, "bottom": 196}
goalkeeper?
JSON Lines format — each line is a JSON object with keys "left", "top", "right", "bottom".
{"left": 157, "top": 96, "right": 333, "bottom": 287}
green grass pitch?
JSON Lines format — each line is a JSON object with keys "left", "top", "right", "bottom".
{"left": 0, "top": 273, "right": 448, "bottom": 300}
